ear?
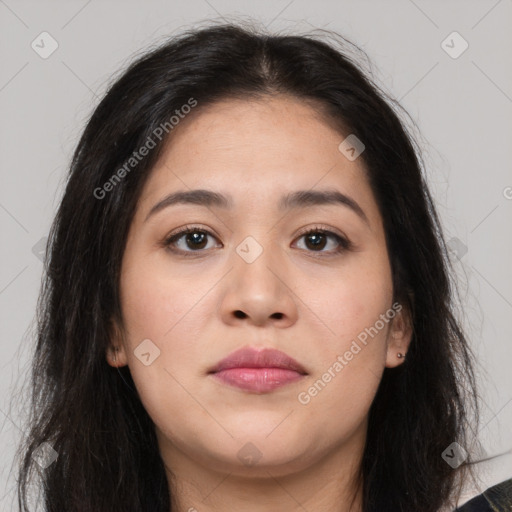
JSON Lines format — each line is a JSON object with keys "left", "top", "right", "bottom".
{"left": 105, "top": 317, "right": 128, "bottom": 368}
{"left": 385, "top": 303, "right": 413, "bottom": 368}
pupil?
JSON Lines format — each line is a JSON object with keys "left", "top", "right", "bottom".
{"left": 187, "top": 232, "right": 207, "bottom": 249}
{"left": 306, "top": 233, "right": 325, "bottom": 250}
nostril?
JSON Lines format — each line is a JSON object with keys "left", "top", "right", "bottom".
{"left": 234, "top": 310, "right": 246, "bottom": 319}
{"left": 271, "top": 312, "right": 283, "bottom": 319}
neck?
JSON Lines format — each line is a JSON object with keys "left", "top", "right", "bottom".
{"left": 158, "top": 430, "right": 365, "bottom": 512}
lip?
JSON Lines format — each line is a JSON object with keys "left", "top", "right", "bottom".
{"left": 208, "top": 346, "right": 308, "bottom": 393}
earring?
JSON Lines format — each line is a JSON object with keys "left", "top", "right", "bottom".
{"left": 397, "top": 352, "right": 405, "bottom": 359}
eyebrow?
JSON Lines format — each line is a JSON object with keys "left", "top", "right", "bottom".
{"left": 144, "top": 188, "right": 369, "bottom": 225}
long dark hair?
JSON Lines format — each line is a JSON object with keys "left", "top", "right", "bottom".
{"left": 15, "top": 20, "right": 480, "bottom": 511}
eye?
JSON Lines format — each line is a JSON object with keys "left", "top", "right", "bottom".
{"left": 294, "top": 226, "right": 351, "bottom": 255}
{"left": 163, "top": 225, "right": 221, "bottom": 253}
{"left": 162, "top": 225, "right": 352, "bottom": 256}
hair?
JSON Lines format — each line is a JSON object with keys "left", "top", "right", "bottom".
{"left": 15, "top": 20, "right": 481, "bottom": 512}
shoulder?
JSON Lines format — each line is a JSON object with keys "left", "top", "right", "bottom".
{"left": 454, "top": 478, "right": 512, "bottom": 511}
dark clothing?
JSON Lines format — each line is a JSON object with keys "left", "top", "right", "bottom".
{"left": 455, "top": 478, "right": 512, "bottom": 511}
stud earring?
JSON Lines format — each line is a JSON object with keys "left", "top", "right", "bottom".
{"left": 397, "top": 352, "right": 404, "bottom": 359}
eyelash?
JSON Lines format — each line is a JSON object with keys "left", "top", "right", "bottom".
{"left": 162, "top": 224, "right": 352, "bottom": 257}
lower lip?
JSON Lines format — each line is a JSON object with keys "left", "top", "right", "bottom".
{"left": 211, "top": 368, "right": 305, "bottom": 393}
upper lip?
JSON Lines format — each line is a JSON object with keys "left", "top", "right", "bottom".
{"left": 209, "top": 346, "right": 308, "bottom": 375}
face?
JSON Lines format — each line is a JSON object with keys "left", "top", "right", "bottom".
{"left": 107, "top": 96, "right": 411, "bottom": 479}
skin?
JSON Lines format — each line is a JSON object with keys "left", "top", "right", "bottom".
{"left": 106, "top": 95, "right": 412, "bottom": 512}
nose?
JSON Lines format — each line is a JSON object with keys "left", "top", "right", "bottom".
{"left": 219, "top": 242, "right": 299, "bottom": 328}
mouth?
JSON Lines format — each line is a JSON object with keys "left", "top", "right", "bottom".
{"left": 208, "top": 346, "right": 308, "bottom": 393}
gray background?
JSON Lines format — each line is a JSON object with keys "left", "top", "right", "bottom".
{"left": 1, "top": 0, "right": 511, "bottom": 509}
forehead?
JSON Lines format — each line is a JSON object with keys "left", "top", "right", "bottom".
{"left": 137, "top": 96, "right": 379, "bottom": 225}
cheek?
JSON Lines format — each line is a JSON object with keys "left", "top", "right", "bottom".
{"left": 301, "top": 254, "right": 393, "bottom": 411}
{"left": 117, "top": 257, "right": 214, "bottom": 416}
{"left": 119, "top": 254, "right": 206, "bottom": 341}
{"left": 120, "top": 283, "right": 201, "bottom": 443}
{"left": 317, "top": 259, "right": 393, "bottom": 349}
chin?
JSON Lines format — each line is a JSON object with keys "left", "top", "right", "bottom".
{"left": 196, "top": 432, "right": 316, "bottom": 476}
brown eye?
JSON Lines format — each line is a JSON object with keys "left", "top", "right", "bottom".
{"left": 163, "top": 225, "right": 351, "bottom": 256}
{"left": 295, "top": 228, "right": 351, "bottom": 254}
{"left": 164, "top": 227, "right": 219, "bottom": 253}
{"left": 182, "top": 231, "right": 208, "bottom": 249}
{"left": 304, "top": 232, "right": 328, "bottom": 251}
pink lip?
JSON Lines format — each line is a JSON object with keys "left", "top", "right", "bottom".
{"left": 208, "top": 347, "right": 307, "bottom": 393}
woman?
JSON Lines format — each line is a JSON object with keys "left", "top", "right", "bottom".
{"left": 15, "top": 21, "right": 511, "bottom": 511}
